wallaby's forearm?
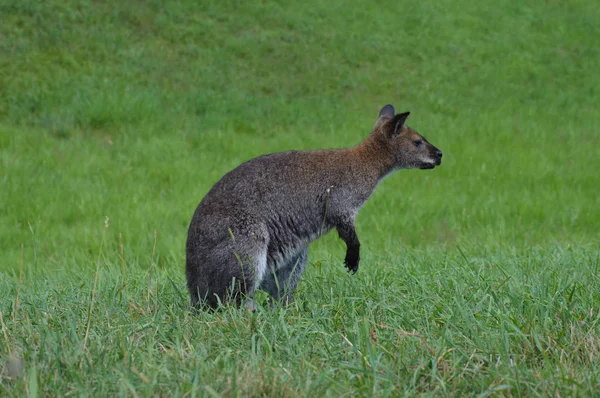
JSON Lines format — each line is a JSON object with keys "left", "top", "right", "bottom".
{"left": 337, "top": 222, "right": 360, "bottom": 274}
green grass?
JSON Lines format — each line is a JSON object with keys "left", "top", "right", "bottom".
{"left": 1, "top": 247, "right": 599, "bottom": 396}
{"left": 1, "top": 0, "right": 599, "bottom": 395}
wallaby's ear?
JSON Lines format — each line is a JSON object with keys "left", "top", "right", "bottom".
{"left": 379, "top": 104, "right": 395, "bottom": 119}
{"left": 389, "top": 111, "right": 410, "bottom": 137}
{"left": 373, "top": 104, "right": 396, "bottom": 130}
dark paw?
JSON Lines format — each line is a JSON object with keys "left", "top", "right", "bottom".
{"left": 344, "top": 250, "right": 360, "bottom": 274}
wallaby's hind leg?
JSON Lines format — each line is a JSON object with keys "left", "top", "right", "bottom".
{"left": 260, "top": 247, "right": 309, "bottom": 303}
{"left": 186, "top": 223, "right": 269, "bottom": 309}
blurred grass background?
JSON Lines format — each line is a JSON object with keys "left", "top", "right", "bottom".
{"left": 1, "top": 0, "right": 598, "bottom": 272}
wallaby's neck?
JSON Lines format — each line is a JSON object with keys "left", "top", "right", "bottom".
{"left": 353, "top": 131, "right": 396, "bottom": 180}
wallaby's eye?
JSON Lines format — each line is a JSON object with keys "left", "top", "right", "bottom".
{"left": 413, "top": 139, "right": 423, "bottom": 148}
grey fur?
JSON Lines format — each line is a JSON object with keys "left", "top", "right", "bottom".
{"left": 260, "top": 247, "right": 308, "bottom": 301}
{"left": 186, "top": 104, "right": 443, "bottom": 308}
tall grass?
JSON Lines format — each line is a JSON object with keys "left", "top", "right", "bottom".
{"left": 1, "top": 242, "right": 598, "bottom": 395}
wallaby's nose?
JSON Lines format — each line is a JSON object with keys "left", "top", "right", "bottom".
{"left": 434, "top": 149, "right": 443, "bottom": 166}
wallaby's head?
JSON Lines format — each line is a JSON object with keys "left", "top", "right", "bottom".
{"left": 372, "top": 104, "right": 442, "bottom": 170}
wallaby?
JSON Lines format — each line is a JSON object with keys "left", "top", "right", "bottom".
{"left": 186, "top": 104, "right": 442, "bottom": 309}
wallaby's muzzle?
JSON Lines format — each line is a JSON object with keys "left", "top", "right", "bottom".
{"left": 434, "top": 149, "right": 443, "bottom": 166}
{"left": 420, "top": 147, "right": 443, "bottom": 169}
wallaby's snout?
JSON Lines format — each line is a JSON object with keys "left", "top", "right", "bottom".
{"left": 434, "top": 149, "right": 443, "bottom": 165}
{"left": 422, "top": 145, "right": 442, "bottom": 169}
{"left": 417, "top": 141, "right": 443, "bottom": 169}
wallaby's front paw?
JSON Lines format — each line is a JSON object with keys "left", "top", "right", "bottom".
{"left": 344, "top": 250, "right": 360, "bottom": 274}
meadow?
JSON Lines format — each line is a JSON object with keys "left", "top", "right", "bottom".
{"left": 1, "top": 0, "right": 599, "bottom": 395}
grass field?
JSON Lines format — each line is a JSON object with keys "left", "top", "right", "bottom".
{"left": 1, "top": 0, "right": 599, "bottom": 395}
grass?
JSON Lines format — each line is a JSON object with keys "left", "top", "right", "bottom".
{"left": 1, "top": 247, "right": 599, "bottom": 396}
{"left": 1, "top": 0, "right": 599, "bottom": 395}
